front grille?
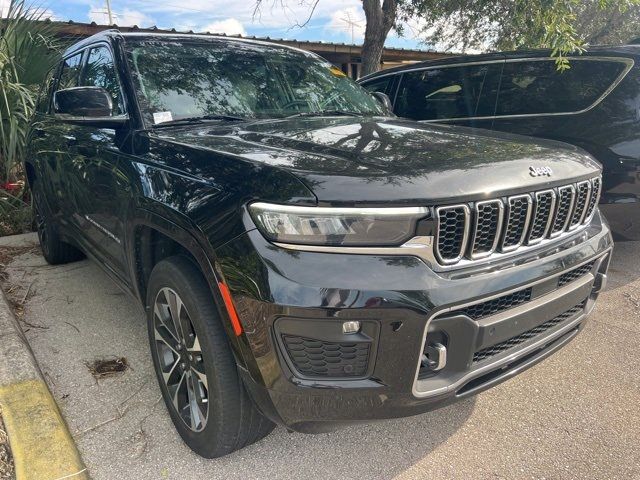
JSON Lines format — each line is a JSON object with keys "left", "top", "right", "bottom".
{"left": 551, "top": 186, "right": 575, "bottom": 235}
{"left": 558, "top": 261, "right": 595, "bottom": 287}
{"left": 584, "top": 177, "right": 601, "bottom": 219}
{"left": 501, "top": 195, "right": 532, "bottom": 251}
{"left": 436, "top": 206, "right": 469, "bottom": 263}
{"left": 570, "top": 181, "right": 591, "bottom": 228}
{"left": 471, "top": 201, "right": 503, "bottom": 258}
{"left": 281, "top": 335, "right": 370, "bottom": 378}
{"left": 472, "top": 301, "right": 586, "bottom": 363}
{"left": 457, "top": 288, "right": 533, "bottom": 320}
{"left": 527, "top": 190, "right": 555, "bottom": 244}
{"left": 434, "top": 177, "right": 601, "bottom": 266}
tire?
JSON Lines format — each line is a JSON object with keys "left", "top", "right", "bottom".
{"left": 146, "top": 256, "right": 275, "bottom": 458}
{"left": 32, "top": 182, "right": 84, "bottom": 265}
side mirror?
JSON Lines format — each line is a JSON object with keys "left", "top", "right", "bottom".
{"left": 371, "top": 91, "right": 394, "bottom": 112}
{"left": 54, "top": 87, "right": 128, "bottom": 128}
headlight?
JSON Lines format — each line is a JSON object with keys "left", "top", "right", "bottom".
{"left": 249, "top": 202, "right": 429, "bottom": 246}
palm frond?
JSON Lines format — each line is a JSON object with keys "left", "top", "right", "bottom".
{"left": 0, "top": 0, "right": 60, "bottom": 185}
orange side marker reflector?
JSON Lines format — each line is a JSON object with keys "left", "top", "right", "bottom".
{"left": 218, "top": 282, "right": 243, "bottom": 336}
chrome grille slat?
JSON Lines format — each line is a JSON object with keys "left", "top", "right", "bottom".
{"left": 550, "top": 185, "right": 576, "bottom": 237}
{"left": 584, "top": 177, "right": 601, "bottom": 220}
{"left": 569, "top": 181, "right": 592, "bottom": 229}
{"left": 527, "top": 190, "right": 556, "bottom": 245}
{"left": 470, "top": 200, "right": 504, "bottom": 259}
{"left": 435, "top": 205, "right": 470, "bottom": 264}
{"left": 434, "top": 177, "right": 602, "bottom": 266}
{"left": 500, "top": 194, "right": 533, "bottom": 252}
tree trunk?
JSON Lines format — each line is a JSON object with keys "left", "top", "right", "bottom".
{"left": 361, "top": 0, "right": 398, "bottom": 76}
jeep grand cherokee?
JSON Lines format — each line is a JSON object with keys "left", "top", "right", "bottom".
{"left": 27, "top": 30, "right": 612, "bottom": 457}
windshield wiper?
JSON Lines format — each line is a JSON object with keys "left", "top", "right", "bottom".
{"left": 285, "top": 110, "right": 363, "bottom": 118}
{"left": 152, "top": 114, "right": 249, "bottom": 128}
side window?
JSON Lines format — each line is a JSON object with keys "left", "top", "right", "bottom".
{"left": 58, "top": 53, "right": 83, "bottom": 90}
{"left": 81, "top": 46, "right": 124, "bottom": 114}
{"left": 395, "top": 64, "right": 499, "bottom": 121}
{"left": 362, "top": 76, "right": 392, "bottom": 95}
{"left": 496, "top": 59, "right": 628, "bottom": 116}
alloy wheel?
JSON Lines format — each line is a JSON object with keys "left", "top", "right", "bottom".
{"left": 153, "top": 287, "right": 209, "bottom": 432}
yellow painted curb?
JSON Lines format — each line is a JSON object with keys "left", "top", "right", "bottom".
{"left": 0, "top": 379, "right": 89, "bottom": 480}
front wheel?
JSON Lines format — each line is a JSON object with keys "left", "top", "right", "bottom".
{"left": 146, "top": 256, "right": 274, "bottom": 458}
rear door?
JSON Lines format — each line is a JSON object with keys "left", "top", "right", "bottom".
{"left": 393, "top": 61, "right": 503, "bottom": 129}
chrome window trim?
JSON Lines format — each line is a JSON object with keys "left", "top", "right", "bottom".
{"left": 550, "top": 185, "right": 576, "bottom": 238}
{"left": 569, "top": 181, "right": 592, "bottom": 230}
{"left": 363, "top": 56, "right": 634, "bottom": 122}
{"left": 527, "top": 189, "right": 556, "bottom": 245}
{"left": 500, "top": 194, "right": 533, "bottom": 253}
{"left": 470, "top": 200, "right": 504, "bottom": 260}
{"left": 434, "top": 205, "right": 471, "bottom": 264}
{"left": 411, "top": 251, "right": 610, "bottom": 398}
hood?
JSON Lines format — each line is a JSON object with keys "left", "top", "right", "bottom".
{"left": 155, "top": 117, "right": 601, "bottom": 205}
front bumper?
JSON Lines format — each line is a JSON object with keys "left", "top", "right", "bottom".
{"left": 216, "top": 211, "right": 612, "bottom": 433}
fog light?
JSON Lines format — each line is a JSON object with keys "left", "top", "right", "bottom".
{"left": 342, "top": 321, "right": 361, "bottom": 334}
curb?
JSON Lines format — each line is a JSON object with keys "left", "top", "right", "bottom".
{"left": 0, "top": 286, "right": 89, "bottom": 480}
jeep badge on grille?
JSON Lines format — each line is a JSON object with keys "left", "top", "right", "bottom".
{"left": 530, "top": 166, "right": 553, "bottom": 177}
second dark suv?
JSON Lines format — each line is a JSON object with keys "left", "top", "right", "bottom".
{"left": 28, "top": 30, "right": 612, "bottom": 458}
{"left": 359, "top": 46, "right": 640, "bottom": 240}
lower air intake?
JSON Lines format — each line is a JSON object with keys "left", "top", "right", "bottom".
{"left": 282, "top": 335, "right": 370, "bottom": 378}
{"left": 472, "top": 301, "right": 586, "bottom": 364}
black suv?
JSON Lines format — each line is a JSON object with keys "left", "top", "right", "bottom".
{"left": 359, "top": 46, "right": 640, "bottom": 240}
{"left": 28, "top": 31, "right": 612, "bottom": 457}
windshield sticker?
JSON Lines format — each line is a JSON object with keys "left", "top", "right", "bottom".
{"left": 329, "top": 66, "right": 347, "bottom": 78}
{"left": 153, "top": 111, "right": 173, "bottom": 124}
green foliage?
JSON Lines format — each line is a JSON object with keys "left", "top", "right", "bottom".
{"left": 0, "top": 0, "right": 59, "bottom": 235}
{"left": 399, "top": 0, "right": 640, "bottom": 70}
{"left": 0, "top": 189, "right": 32, "bottom": 236}
{"left": 575, "top": 0, "right": 640, "bottom": 45}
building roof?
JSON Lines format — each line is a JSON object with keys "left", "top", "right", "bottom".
{"left": 45, "top": 19, "right": 451, "bottom": 64}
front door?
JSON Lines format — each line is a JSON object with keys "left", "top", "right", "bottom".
{"left": 62, "top": 44, "right": 131, "bottom": 282}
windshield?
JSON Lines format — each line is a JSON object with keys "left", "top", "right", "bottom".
{"left": 125, "top": 38, "right": 386, "bottom": 125}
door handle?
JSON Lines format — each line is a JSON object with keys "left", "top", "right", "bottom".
{"left": 63, "top": 135, "right": 78, "bottom": 147}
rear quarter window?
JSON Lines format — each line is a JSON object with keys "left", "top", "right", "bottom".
{"left": 496, "top": 58, "right": 629, "bottom": 116}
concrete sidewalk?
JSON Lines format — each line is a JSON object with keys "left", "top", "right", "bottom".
{"left": 0, "top": 233, "right": 88, "bottom": 480}
{"left": 1, "top": 232, "right": 640, "bottom": 479}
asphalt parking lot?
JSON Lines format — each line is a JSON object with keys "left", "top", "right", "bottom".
{"left": 1, "top": 232, "right": 639, "bottom": 480}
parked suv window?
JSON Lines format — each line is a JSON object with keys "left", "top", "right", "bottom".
{"left": 362, "top": 76, "right": 392, "bottom": 95}
{"left": 395, "top": 64, "right": 500, "bottom": 120}
{"left": 496, "top": 59, "right": 628, "bottom": 116}
{"left": 58, "top": 53, "right": 83, "bottom": 90}
{"left": 82, "top": 46, "right": 124, "bottom": 114}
